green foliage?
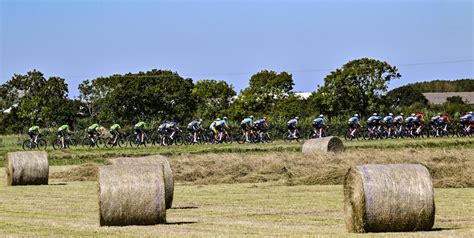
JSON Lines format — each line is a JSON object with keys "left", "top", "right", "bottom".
{"left": 408, "top": 79, "right": 474, "bottom": 92}
{"left": 312, "top": 58, "right": 401, "bottom": 118}
{"left": 192, "top": 80, "right": 236, "bottom": 120}
{"left": 446, "top": 96, "right": 465, "bottom": 104}
{"left": 385, "top": 85, "right": 428, "bottom": 108}
{"left": 232, "top": 70, "right": 294, "bottom": 118}
{"left": 79, "top": 69, "right": 196, "bottom": 125}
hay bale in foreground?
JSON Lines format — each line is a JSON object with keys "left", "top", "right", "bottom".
{"left": 302, "top": 136, "right": 344, "bottom": 155}
{"left": 6, "top": 151, "right": 49, "bottom": 186}
{"left": 343, "top": 164, "right": 435, "bottom": 233}
{"left": 98, "top": 165, "right": 166, "bottom": 226}
{"left": 107, "top": 155, "right": 174, "bottom": 209}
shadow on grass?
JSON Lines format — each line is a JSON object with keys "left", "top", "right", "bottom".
{"left": 49, "top": 183, "right": 67, "bottom": 186}
{"left": 171, "top": 206, "right": 198, "bottom": 209}
{"left": 430, "top": 227, "right": 459, "bottom": 231}
{"left": 165, "top": 221, "right": 198, "bottom": 225}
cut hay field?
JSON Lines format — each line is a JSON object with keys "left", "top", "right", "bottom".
{"left": 0, "top": 168, "right": 473, "bottom": 237}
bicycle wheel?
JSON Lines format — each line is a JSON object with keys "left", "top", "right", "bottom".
{"left": 264, "top": 132, "right": 272, "bottom": 143}
{"left": 96, "top": 138, "right": 106, "bottom": 148}
{"left": 22, "top": 140, "right": 32, "bottom": 150}
{"left": 37, "top": 140, "right": 47, "bottom": 150}
{"left": 68, "top": 138, "right": 77, "bottom": 148}
{"left": 52, "top": 139, "right": 61, "bottom": 150}
{"left": 82, "top": 138, "right": 94, "bottom": 148}
{"left": 103, "top": 137, "right": 112, "bottom": 149}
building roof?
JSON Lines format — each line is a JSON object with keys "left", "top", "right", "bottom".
{"left": 423, "top": 92, "right": 474, "bottom": 105}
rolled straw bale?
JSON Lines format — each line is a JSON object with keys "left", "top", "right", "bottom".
{"left": 343, "top": 164, "right": 435, "bottom": 233}
{"left": 108, "top": 155, "right": 174, "bottom": 209}
{"left": 6, "top": 151, "right": 49, "bottom": 186}
{"left": 98, "top": 165, "right": 166, "bottom": 226}
{"left": 302, "top": 136, "right": 344, "bottom": 155}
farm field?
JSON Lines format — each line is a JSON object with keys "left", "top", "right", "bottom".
{"left": 0, "top": 168, "right": 473, "bottom": 237}
{"left": 0, "top": 136, "right": 473, "bottom": 237}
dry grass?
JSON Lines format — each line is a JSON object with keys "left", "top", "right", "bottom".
{"left": 0, "top": 169, "right": 472, "bottom": 237}
{"left": 50, "top": 163, "right": 98, "bottom": 182}
{"left": 169, "top": 148, "right": 474, "bottom": 188}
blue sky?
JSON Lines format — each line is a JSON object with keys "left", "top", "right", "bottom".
{"left": 1, "top": 0, "right": 473, "bottom": 98}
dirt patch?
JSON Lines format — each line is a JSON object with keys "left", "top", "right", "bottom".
{"left": 50, "top": 163, "right": 99, "bottom": 181}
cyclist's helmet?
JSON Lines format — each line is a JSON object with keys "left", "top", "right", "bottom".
{"left": 250, "top": 115, "right": 254, "bottom": 119}
{"left": 411, "top": 113, "right": 416, "bottom": 117}
{"left": 354, "top": 114, "right": 359, "bottom": 117}
{"left": 263, "top": 116, "right": 268, "bottom": 120}
{"left": 295, "top": 116, "right": 299, "bottom": 120}
{"left": 468, "top": 111, "right": 472, "bottom": 115}
{"left": 373, "top": 113, "right": 377, "bottom": 116}
{"left": 319, "top": 114, "right": 324, "bottom": 118}
{"left": 437, "top": 113, "right": 441, "bottom": 116}
{"left": 389, "top": 113, "right": 393, "bottom": 116}
{"left": 400, "top": 113, "right": 404, "bottom": 116}
{"left": 223, "top": 117, "right": 228, "bottom": 121}
{"left": 216, "top": 118, "right": 221, "bottom": 121}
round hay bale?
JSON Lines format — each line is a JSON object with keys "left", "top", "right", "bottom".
{"left": 302, "top": 136, "right": 344, "bottom": 155}
{"left": 98, "top": 165, "right": 166, "bottom": 226}
{"left": 6, "top": 151, "right": 49, "bottom": 186}
{"left": 343, "top": 164, "right": 435, "bottom": 233}
{"left": 107, "top": 155, "right": 174, "bottom": 209}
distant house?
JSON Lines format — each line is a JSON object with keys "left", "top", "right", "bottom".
{"left": 423, "top": 92, "right": 474, "bottom": 105}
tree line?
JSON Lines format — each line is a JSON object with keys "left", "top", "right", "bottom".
{"left": 1, "top": 58, "right": 473, "bottom": 134}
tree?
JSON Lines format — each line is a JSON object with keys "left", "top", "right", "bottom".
{"left": 313, "top": 58, "right": 401, "bottom": 117}
{"left": 192, "top": 80, "right": 236, "bottom": 120}
{"left": 0, "top": 70, "right": 71, "bottom": 129}
{"left": 445, "top": 96, "right": 465, "bottom": 104}
{"left": 385, "top": 85, "right": 428, "bottom": 109}
{"left": 232, "top": 70, "right": 294, "bottom": 118}
{"left": 78, "top": 69, "right": 196, "bottom": 125}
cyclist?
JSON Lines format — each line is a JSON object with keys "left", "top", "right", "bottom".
{"left": 187, "top": 118, "right": 203, "bottom": 143}
{"left": 414, "top": 112, "right": 425, "bottom": 135}
{"left": 134, "top": 121, "right": 146, "bottom": 144}
{"left": 28, "top": 125, "right": 40, "bottom": 143}
{"left": 87, "top": 123, "right": 101, "bottom": 142}
{"left": 430, "top": 113, "right": 441, "bottom": 130}
{"left": 57, "top": 124, "right": 71, "bottom": 148}
{"left": 214, "top": 117, "right": 229, "bottom": 142}
{"left": 312, "top": 115, "right": 326, "bottom": 138}
{"left": 367, "top": 113, "right": 381, "bottom": 133}
{"left": 240, "top": 116, "right": 254, "bottom": 143}
{"left": 383, "top": 113, "right": 394, "bottom": 136}
{"left": 405, "top": 113, "right": 416, "bottom": 135}
{"left": 347, "top": 114, "right": 360, "bottom": 137}
{"left": 393, "top": 113, "right": 404, "bottom": 132}
{"left": 166, "top": 121, "right": 179, "bottom": 140}
{"left": 253, "top": 117, "right": 268, "bottom": 140}
{"left": 209, "top": 118, "right": 220, "bottom": 141}
{"left": 287, "top": 117, "right": 299, "bottom": 139}
{"left": 437, "top": 113, "right": 449, "bottom": 136}
{"left": 460, "top": 111, "right": 473, "bottom": 133}
{"left": 109, "top": 123, "right": 121, "bottom": 144}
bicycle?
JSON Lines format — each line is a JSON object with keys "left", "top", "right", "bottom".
{"left": 284, "top": 128, "right": 301, "bottom": 142}
{"left": 82, "top": 134, "right": 105, "bottom": 148}
{"left": 344, "top": 126, "right": 362, "bottom": 141}
{"left": 130, "top": 131, "right": 148, "bottom": 147}
{"left": 308, "top": 126, "right": 328, "bottom": 139}
{"left": 22, "top": 135, "right": 47, "bottom": 150}
{"left": 104, "top": 132, "right": 126, "bottom": 148}
{"left": 52, "top": 133, "right": 76, "bottom": 150}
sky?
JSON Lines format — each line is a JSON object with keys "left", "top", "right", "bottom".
{"left": 0, "top": 0, "right": 473, "bottom": 98}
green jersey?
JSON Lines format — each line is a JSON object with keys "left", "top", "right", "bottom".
{"left": 58, "top": 125, "right": 69, "bottom": 132}
{"left": 110, "top": 124, "right": 121, "bottom": 131}
{"left": 134, "top": 122, "right": 145, "bottom": 129}
{"left": 29, "top": 126, "right": 40, "bottom": 133}
{"left": 88, "top": 123, "right": 99, "bottom": 130}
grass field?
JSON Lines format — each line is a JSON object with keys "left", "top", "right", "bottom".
{"left": 1, "top": 136, "right": 473, "bottom": 237}
{"left": 0, "top": 167, "right": 473, "bottom": 237}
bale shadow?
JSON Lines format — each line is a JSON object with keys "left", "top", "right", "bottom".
{"left": 171, "top": 206, "right": 198, "bottom": 210}
{"left": 49, "top": 183, "right": 67, "bottom": 186}
{"left": 165, "top": 221, "right": 197, "bottom": 225}
{"left": 429, "top": 228, "right": 459, "bottom": 232}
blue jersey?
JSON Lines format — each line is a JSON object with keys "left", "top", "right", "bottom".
{"left": 383, "top": 116, "right": 393, "bottom": 122}
{"left": 215, "top": 120, "right": 227, "bottom": 127}
{"left": 431, "top": 115, "right": 440, "bottom": 122}
{"left": 405, "top": 116, "right": 415, "bottom": 123}
{"left": 241, "top": 118, "right": 253, "bottom": 125}
{"left": 348, "top": 117, "right": 359, "bottom": 123}
{"left": 367, "top": 116, "right": 380, "bottom": 123}
{"left": 254, "top": 119, "right": 266, "bottom": 126}
{"left": 461, "top": 114, "right": 472, "bottom": 120}
{"left": 287, "top": 119, "right": 298, "bottom": 126}
{"left": 394, "top": 116, "right": 403, "bottom": 122}
{"left": 313, "top": 118, "right": 325, "bottom": 125}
